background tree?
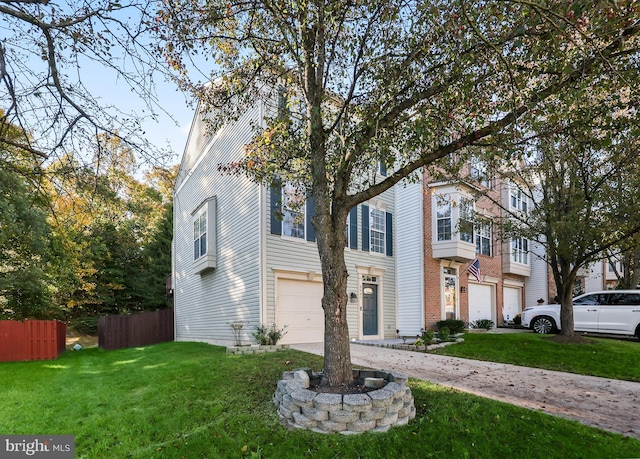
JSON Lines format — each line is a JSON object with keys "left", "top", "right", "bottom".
{"left": 158, "top": 0, "right": 640, "bottom": 385}
{"left": 489, "top": 113, "right": 640, "bottom": 337}
{"left": 606, "top": 241, "right": 640, "bottom": 289}
{"left": 140, "top": 202, "right": 174, "bottom": 309}
{"left": 603, "top": 156, "right": 640, "bottom": 290}
{"left": 0, "top": 118, "right": 62, "bottom": 319}
{"left": 42, "top": 139, "right": 174, "bottom": 322}
{"left": 1, "top": 1, "right": 180, "bottom": 324}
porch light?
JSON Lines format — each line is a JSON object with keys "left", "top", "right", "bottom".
{"left": 349, "top": 292, "right": 358, "bottom": 303}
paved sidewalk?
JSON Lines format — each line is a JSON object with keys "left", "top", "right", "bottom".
{"left": 290, "top": 342, "right": 640, "bottom": 439}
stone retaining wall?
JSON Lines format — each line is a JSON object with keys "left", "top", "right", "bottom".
{"left": 273, "top": 368, "right": 415, "bottom": 434}
{"left": 226, "top": 344, "right": 290, "bottom": 355}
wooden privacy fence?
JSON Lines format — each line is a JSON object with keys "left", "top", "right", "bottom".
{"left": 0, "top": 320, "right": 67, "bottom": 362}
{"left": 98, "top": 308, "right": 174, "bottom": 351}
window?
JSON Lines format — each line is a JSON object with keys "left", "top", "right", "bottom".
{"left": 470, "top": 156, "right": 490, "bottom": 187}
{"left": 510, "top": 188, "right": 528, "bottom": 213}
{"left": 512, "top": 237, "right": 528, "bottom": 265}
{"left": 459, "top": 198, "right": 474, "bottom": 243}
{"left": 370, "top": 208, "right": 386, "bottom": 254}
{"left": 282, "top": 183, "right": 305, "bottom": 239}
{"left": 193, "top": 212, "right": 207, "bottom": 260}
{"left": 346, "top": 213, "right": 350, "bottom": 247}
{"left": 609, "top": 293, "right": 640, "bottom": 305}
{"left": 436, "top": 195, "right": 452, "bottom": 241}
{"left": 192, "top": 196, "right": 217, "bottom": 274}
{"left": 378, "top": 161, "right": 387, "bottom": 176}
{"left": 574, "top": 294, "right": 608, "bottom": 305}
{"left": 475, "top": 221, "right": 492, "bottom": 256}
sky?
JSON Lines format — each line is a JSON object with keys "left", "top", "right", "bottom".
{"left": 0, "top": 2, "right": 199, "bottom": 172}
{"left": 84, "top": 64, "right": 197, "bottom": 169}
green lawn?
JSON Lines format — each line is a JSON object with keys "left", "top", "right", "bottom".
{"left": 430, "top": 332, "right": 640, "bottom": 382}
{"left": 1, "top": 342, "right": 639, "bottom": 458}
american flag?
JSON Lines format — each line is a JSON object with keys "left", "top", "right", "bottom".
{"left": 468, "top": 258, "right": 482, "bottom": 283}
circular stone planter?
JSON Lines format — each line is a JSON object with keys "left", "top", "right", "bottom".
{"left": 273, "top": 368, "right": 416, "bottom": 434}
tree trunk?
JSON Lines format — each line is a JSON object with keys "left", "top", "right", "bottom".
{"left": 558, "top": 283, "right": 575, "bottom": 337}
{"left": 317, "top": 224, "right": 353, "bottom": 387}
{"left": 555, "top": 261, "right": 576, "bottom": 337}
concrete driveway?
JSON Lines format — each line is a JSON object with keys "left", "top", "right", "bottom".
{"left": 290, "top": 342, "right": 640, "bottom": 439}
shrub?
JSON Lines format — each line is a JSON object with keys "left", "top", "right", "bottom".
{"left": 253, "top": 324, "right": 288, "bottom": 345}
{"left": 229, "top": 321, "right": 246, "bottom": 346}
{"left": 470, "top": 319, "right": 495, "bottom": 330}
{"left": 435, "top": 319, "right": 465, "bottom": 335}
{"left": 438, "top": 326, "right": 451, "bottom": 342}
{"left": 421, "top": 329, "right": 435, "bottom": 343}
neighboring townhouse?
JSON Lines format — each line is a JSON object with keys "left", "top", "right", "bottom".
{"left": 396, "top": 159, "right": 533, "bottom": 334}
{"left": 172, "top": 100, "right": 398, "bottom": 346}
{"left": 530, "top": 258, "right": 627, "bottom": 305}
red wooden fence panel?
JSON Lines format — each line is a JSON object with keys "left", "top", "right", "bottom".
{"left": 98, "top": 309, "right": 174, "bottom": 351}
{"left": 0, "top": 320, "right": 66, "bottom": 362}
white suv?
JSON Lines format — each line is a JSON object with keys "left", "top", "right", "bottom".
{"left": 521, "top": 290, "right": 640, "bottom": 338}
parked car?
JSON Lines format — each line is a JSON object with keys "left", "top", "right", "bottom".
{"left": 521, "top": 290, "right": 640, "bottom": 338}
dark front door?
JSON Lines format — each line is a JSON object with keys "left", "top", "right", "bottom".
{"left": 363, "top": 283, "right": 378, "bottom": 336}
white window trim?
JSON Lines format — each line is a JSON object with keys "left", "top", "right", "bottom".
{"left": 475, "top": 221, "right": 492, "bottom": 256}
{"left": 282, "top": 183, "right": 306, "bottom": 240}
{"left": 369, "top": 207, "right": 386, "bottom": 255}
{"left": 459, "top": 197, "right": 474, "bottom": 244}
{"left": 512, "top": 237, "right": 529, "bottom": 265}
{"left": 509, "top": 187, "right": 529, "bottom": 213}
{"left": 470, "top": 156, "right": 490, "bottom": 187}
{"left": 191, "top": 196, "right": 217, "bottom": 274}
{"left": 436, "top": 194, "right": 453, "bottom": 242}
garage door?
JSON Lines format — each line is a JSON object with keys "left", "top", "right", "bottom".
{"left": 276, "top": 279, "right": 324, "bottom": 344}
{"left": 468, "top": 283, "right": 493, "bottom": 325}
{"left": 503, "top": 287, "right": 522, "bottom": 323}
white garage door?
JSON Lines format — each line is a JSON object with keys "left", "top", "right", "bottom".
{"left": 468, "top": 283, "right": 493, "bottom": 326}
{"left": 276, "top": 279, "right": 324, "bottom": 344}
{"left": 503, "top": 287, "right": 522, "bottom": 323}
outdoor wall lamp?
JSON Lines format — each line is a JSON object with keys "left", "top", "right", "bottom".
{"left": 349, "top": 292, "right": 358, "bottom": 303}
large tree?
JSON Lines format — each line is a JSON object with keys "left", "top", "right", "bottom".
{"left": 158, "top": 1, "right": 640, "bottom": 386}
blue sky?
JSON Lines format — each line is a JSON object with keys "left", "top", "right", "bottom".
{"left": 85, "top": 68, "right": 197, "bottom": 167}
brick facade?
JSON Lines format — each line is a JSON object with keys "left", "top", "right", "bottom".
{"left": 421, "top": 170, "right": 529, "bottom": 331}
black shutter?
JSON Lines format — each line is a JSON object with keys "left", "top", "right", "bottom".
{"left": 306, "top": 195, "right": 316, "bottom": 242}
{"left": 361, "top": 204, "right": 369, "bottom": 251}
{"left": 379, "top": 162, "right": 387, "bottom": 176}
{"left": 386, "top": 212, "right": 393, "bottom": 257}
{"left": 349, "top": 207, "right": 358, "bottom": 249}
{"left": 270, "top": 185, "right": 282, "bottom": 235}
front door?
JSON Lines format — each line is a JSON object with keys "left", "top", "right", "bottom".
{"left": 363, "top": 283, "right": 378, "bottom": 336}
{"left": 444, "top": 273, "right": 457, "bottom": 320}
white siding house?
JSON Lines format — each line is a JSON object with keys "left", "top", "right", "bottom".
{"left": 173, "top": 101, "right": 398, "bottom": 346}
